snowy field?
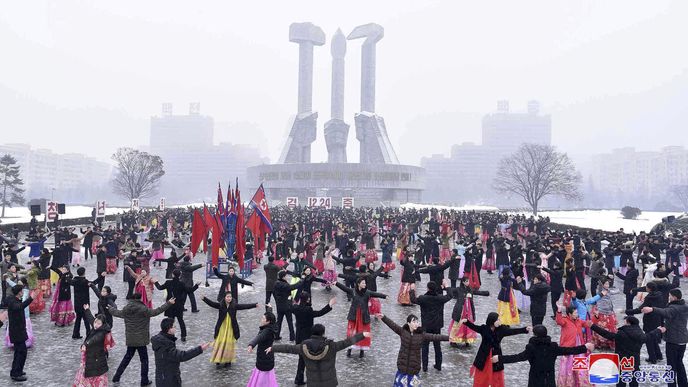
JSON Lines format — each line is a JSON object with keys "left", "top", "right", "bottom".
{"left": 1, "top": 203, "right": 685, "bottom": 234}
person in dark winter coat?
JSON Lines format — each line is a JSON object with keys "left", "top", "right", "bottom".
{"left": 590, "top": 315, "right": 647, "bottom": 387}
{"left": 542, "top": 260, "right": 564, "bottom": 317}
{"left": 95, "top": 245, "right": 107, "bottom": 281}
{"left": 72, "top": 305, "right": 112, "bottom": 385}
{"left": 463, "top": 312, "right": 530, "bottom": 387}
{"left": 417, "top": 257, "right": 451, "bottom": 288}
{"left": 151, "top": 317, "right": 210, "bottom": 387}
{"left": 378, "top": 313, "right": 449, "bottom": 385}
{"left": 154, "top": 269, "right": 200, "bottom": 341}
{"left": 273, "top": 270, "right": 301, "bottom": 341}
{"left": 516, "top": 274, "right": 551, "bottom": 325}
{"left": 495, "top": 325, "right": 592, "bottom": 387}
{"left": 202, "top": 292, "right": 260, "bottom": 367}
{"left": 6, "top": 284, "right": 33, "bottom": 382}
{"left": 291, "top": 292, "right": 335, "bottom": 385}
{"left": 109, "top": 293, "right": 174, "bottom": 385}
{"left": 641, "top": 288, "right": 688, "bottom": 386}
{"left": 409, "top": 281, "right": 453, "bottom": 371}
{"left": 71, "top": 266, "right": 97, "bottom": 339}
{"left": 615, "top": 261, "right": 639, "bottom": 310}
{"left": 264, "top": 256, "right": 286, "bottom": 304}
{"left": 179, "top": 255, "right": 202, "bottom": 312}
{"left": 90, "top": 276, "right": 117, "bottom": 327}
{"left": 626, "top": 281, "right": 664, "bottom": 364}
{"left": 246, "top": 309, "right": 278, "bottom": 386}
{"left": 214, "top": 265, "right": 254, "bottom": 302}
{"left": 270, "top": 323, "right": 369, "bottom": 387}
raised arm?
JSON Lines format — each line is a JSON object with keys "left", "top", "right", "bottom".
{"left": 332, "top": 333, "right": 365, "bottom": 352}
{"left": 202, "top": 296, "right": 221, "bottom": 309}
{"left": 271, "top": 343, "right": 300, "bottom": 354}
{"left": 235, "top": 303, "right": 259, "bottom": 311}
{"left": 367, "top": 290, "right": 388, "bottom": 299}
{"left": 590, "top": 324, "right": 617, "bottom": 341}
{"left": 380, "top": 315, "right": 403, "bottom": 336}
{"left": 500, "top": 347, "right": 531, "bottom": 364}
{"left": 334, "top": 282, "right": 354, "bottom": 296}
{"left": 555, "top": 344, "right": 588, "bottom": 356}
{"left": 422, "top": 332, "right": 450, "bottom": 342}
{"left": 213, "top": 267, "right": 226, "bottom": 279}
{"left": 146, "top": 301, "right": 172, "bottom": 317}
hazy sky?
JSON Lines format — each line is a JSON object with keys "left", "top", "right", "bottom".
{"left": 0, "top": 1, "right": 686, "bottom": 171}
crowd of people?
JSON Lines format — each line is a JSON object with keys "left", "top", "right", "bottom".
{"left": 0, "top": 205, "right": 687, "bottom": 386}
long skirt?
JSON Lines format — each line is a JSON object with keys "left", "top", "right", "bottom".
{"left": 322, "top": 269, "right": 337, "bottom": 287}
{"left": 368, "top": 297, "right": 381, "bottom": 316}
{"left": 106, "top": 258, "right": 117, "bottom": 274}
{"left": 346, "top": 309, "right": 371, "bottom": 350}
{"left": 591, "top": 312, "right": 617, "bottom": 349}
{"left": 73, "top": 333, "right": 114, "bottom": 387}
{"left": 5, "top": 317, "right": 34, "bottom": 348}
{"left": 449, "top": 299, "right": 477, "bottom": 344}
{"left": 39, "top": 278, "right": 52, "bottom": 298}
{"left": 314, "top": 258, "right": 325, "bottom": 273}
{"left": 290, "top": 277, "right": 301, "bottom": 299}
{"left": 394, "top": 371, "right": 421, "bottom": 387}
{"left": 365, "top": 250, "right": 378, "bottom": 263}
{"left": 50, "top": 270, "right": 59, "bottom": 286}
{"left": 29, "top": 288, "right": 45, "bottom": 314}
{"left": 50, "top": 282, "right": 76, "bottom": 326}
{"left": 382, "top": 260, "right": 396, "bottom": 272}
{"left": 557, "top": 346, "right": 591, "bottom": 386}
{"left": 470, "top": 349, "right": 504, "bottom": 387}
{"left": 439, "top": 248, "right": 451, "bottom": 265}
{"left": 396, "top": 248, "right": 404, "bottom": 261}
{"left": 210, "top": 316, "right": 237, "bottom": 364}
{"left": 246, "top": 368, "right": 278, "bottom": 387}
{"left": 72, "top": 252, "right": 82, "bottom": 266}
{"left": 514, "top": 289, "right": 530, "bottom": 311}
{"left": 398, "top": 281, "right": 412, "bottom": 305}
{"left": 151, "top": 250, "right": 165, "bottom": 261}
{"left": 496, "top": 291, "right": 519, "bottom": 325}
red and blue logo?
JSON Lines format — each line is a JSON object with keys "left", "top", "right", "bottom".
{"left": 589, "top": 353, "right": 620, "bottom": 384}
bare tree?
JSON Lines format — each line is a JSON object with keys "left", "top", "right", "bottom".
{"left": 492, "top": 143, "right": 582, "bottom": 215}
{"left": 670, "top": 185, "right": 688, "bottom": 211}
{"left": 111, "top": 148, "right": 165, "bottom": 202}
{"left": 0, "top": 154, "right": 25, "bottom": 218}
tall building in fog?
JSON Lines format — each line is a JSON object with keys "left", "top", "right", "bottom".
{"left": 0, "top": 143, "right": 111, "bottom": 203}
{"left": 590, "top": 146, "right": 688, "bottom": 209}
{"left": 421, "top": 100, "right": 552, "bottom": 204}
{"left": 149, "top": 103, "right": 267, "bottom": 203}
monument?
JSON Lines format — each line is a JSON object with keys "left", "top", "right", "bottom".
{"left": 248, "top": 22, "right": 425, "bottom": 207}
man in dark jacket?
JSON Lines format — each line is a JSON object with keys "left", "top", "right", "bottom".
{"left": 154, "top": 269, "right": 200, "bottom": 342}
{"left": 110, "top": 293, "right": 174, "bottom": 385}
{"left": 271, "top": 324, "right": 369, "bottom": 387}
{"left": 495, "top": 325, "right": 593, "bottom": 387}
{"left": 95, "top": 245, "right": 107, "bottom": 285}
{"left": 542, "top": 261, "right": 564, "bottom": 317}
{"left": 409, "top": 281, "right": 452, "bottom": 372}
{"left": 264, "top": 256, "right": 285, "bottom": 304}
{"left": 447, "top": 250, "right": 462, "bottom": 288}
{"left": 6, "top": 284, "right": 32, "bottom": 382}
{"left": 273, "top": 270, "right": 300, "bottom": 341}
{"left": 179, "top": 255, "right": 202, "bottom": 312}
{"left": 417, "top": 257, "right": 451, "bottom": 287}
{"left": 591, "top": 316, "right": 647, "bottom": 387}
{"left": 516, "top": 274, "right": 551, "bottom": 325}
{"left": 615, "top": 261, "right": 639, "bottom": 310}
{"left": 151, "top": 317, "right": 210, "bottom": 387}
{"left": 627, "top": 281, "right": 664, "bottom": 364}
{"left": 71, "top": 266, "right": 97, "bottom": 339}
{"left": 642, "top": 288, "right": 688, "bottom": 387}
{"left": 291, "top": 292, "right": 335, "bottom": 385}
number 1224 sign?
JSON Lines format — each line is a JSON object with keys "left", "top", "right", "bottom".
{"left": 307, "top": 197, "right": 331, "bottom": 209}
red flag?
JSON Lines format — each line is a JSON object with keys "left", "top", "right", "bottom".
{"left": 202, "top": 205, "right": 215, "bottom": 253}
{"left": 235, "top": 179, "right": 246, "bottom": 268}
{"left": 217, "top": 183, "right": 225, "bottom": 218}
{"left": 189, "top": 209, "right": 207, "bottom": 257}
{"left": 247, "top": 184, "right": 272, "bottom": 252}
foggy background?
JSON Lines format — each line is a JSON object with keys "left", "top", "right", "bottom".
{"left": 0, "top": 0, "right": 686, "bottom": 207}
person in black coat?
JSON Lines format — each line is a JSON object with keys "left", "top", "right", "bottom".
{"left": 516, "top": 274, "right": 551, "bottom": 325}
{"left": 495, "top": 325, "right": 592, "bottom": 387}
{"left": 273, "top": 271, "right": 301, "bottom": 341}
{"left": 263, "top": 256, "right": 286, "bottom": 304}
{"left": 122, "top": 252, "right": 141, "bottom": 300}
{"left": 6, "top": 284, "right": 33, "bottom": 382}
{"left": 615, "top": 261, "right": 639, "bottom": 310}
{"left": 95, "top": 245, "right": 107, "bottom": 282}
{"left": 462, "top": 312, "right": 530, "bottom": 386}
{"left": 335, "top": 277, "right": 388, "bottom": 358}
{"left": 71, "top": 266, "right": 97, "bottom": 339}
{"left": 214, "top": 265, "right": 254, "bottom": 302}
{"left": 291, "top": 292, "right": 335, "bottom": 385}
{"left": 417, "top": 257, "right": 451, "bottom": 287}
{"left": 448, "top": 276, "right": 490, "bottom": 348}
{"left": 151, "top": 317, "right": 210, "bottom": 387}
{"left": 542, "top": 260, "right": 564, "bottom": 317}
{"left": 179, "top": 255, "right": 202, "bottom": 312}
{"left": 77, "top": 305, "right": 112, "bottom": 382}
{"left": 201, "top": 293, "right": 259, "bottom": 367}
{"left": 159, "top": 250, "right": 182, "bottom": 280}
{"left": 591, "top": 315, "right": 647, "bottom": 387}
{"left": 89, "top": 276, "right": 117, "bottom": 327}
{"left": 246, "top": 309, "right": 278, "bottom": 382}
{"left": 409, "top": 281, "right": 453, "bottom": 372}
{"left": 155, "top": 269, "right": 200, "bottom": 341}
{"left": 293, "top": 267, "right": 327, "bottom": 301}
{"left": 333, "top": 250, "right": 357, "bottom": 301}
{"left": 447, "top": 250, "right": 462, "bottom": 288}
{"left": 626, "top": 281, "right": 664, "bottom": 364}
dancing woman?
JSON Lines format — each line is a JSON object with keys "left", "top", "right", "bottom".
{"left": 50, "top": 266, "right": 76, "bottom": 326}
{"left": 448, "top": 276, "right": 490, "bottom": 347}
{"left": 462, "top": 312, "right": 529, "bottom": 387}
{"left": 202, "top": 293, "right": 260, "bottom": 368}
{"left": 496, "top": 268, "right": 519, "bottom": 325}
{"left": 125, "top": 266, "right": 155, "bottom": 308}
{"left": 72, "top": 305, "right": 114, "bottom": 387}
{"left": 335, "top": 278, "right": 387, "bottom": 358}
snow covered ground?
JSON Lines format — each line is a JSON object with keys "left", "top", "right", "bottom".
{"left": 1, "top": 202, "right": 684, "bottom": 234}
